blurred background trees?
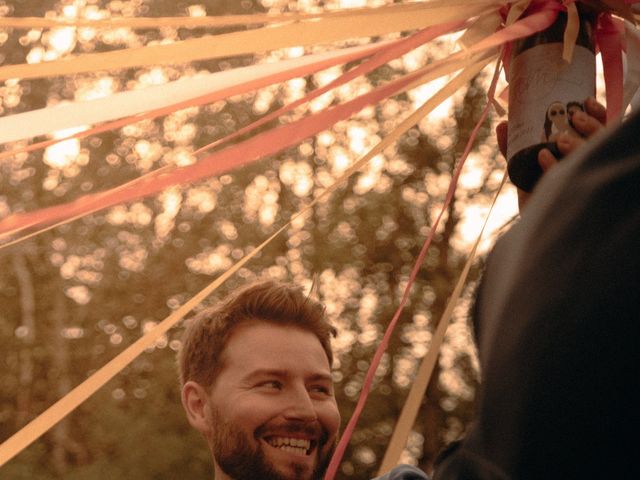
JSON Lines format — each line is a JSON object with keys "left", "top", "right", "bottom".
{"left": 0, "top": 0, "right": 517, "bottom": 478}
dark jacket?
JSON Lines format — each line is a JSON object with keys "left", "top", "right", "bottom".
{"left": 375, "top": 464, "right": 429, "bottom": 480}
{"left": 435, "top": 109, "right": 640, "bottom": 479}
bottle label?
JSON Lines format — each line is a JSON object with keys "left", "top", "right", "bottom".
{"left": 507, "top": 43, "right": 596, "bottom": 161}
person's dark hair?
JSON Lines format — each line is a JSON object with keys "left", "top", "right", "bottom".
{"left": 566, "top": 101, "right": 584, "bottom": 113}
{"left": 178, "top": 279, "right": 336, "bottom": 388}
{"left": 567, "top": 101, "right": 585, "bottom": 128}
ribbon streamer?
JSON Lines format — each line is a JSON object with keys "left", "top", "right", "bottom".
{"left": 0, "top": 2, "right": 493, "bottom": 81}
{"left": 459, "top": 11, "right": 504, "bottom": 49}
{"left": 194, "top": 19, "right": 471, "bottom": 154}
{"left": 0, "top": 49, "right": 499, "bottom": 245}
{"left": 377, "top": 171, "right": 507, "bottom": 476}
{"left": 376, "top": 2, "right": 639, "bottom": 472}
{"left": 0, "top": 53, "right": 495, "bottom": 471}
{"left": 563, "top": 1, "right": 580, "bottom": 62}
{"left": 0, "top": 1, "right": 502, "bottom": 29}
{"left": 0, "top": 0, "right": 635, "bottom": 473}
{"left": 0, "top": 20, "right": 478, "bottom": 159}
{"left": 0, "top": 51, "right": 497, "bottom": 252}
{"left": 323, "top": 56, "right": 499, "bottom": 480}
{"left": 597, "top": 13, "right": 625, "bottom": 121}
{"left": 0, "top": 2, "right": 559, "bottom": 245}
{"left": 623, "top": 20, "right": 640, "bottom": 111}
{"left": 0, "top": 41, "right": 390, "bottom": 146}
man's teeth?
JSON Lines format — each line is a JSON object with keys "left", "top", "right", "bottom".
{"left": 267, "top": 437, "right": 311, "bottom": 454}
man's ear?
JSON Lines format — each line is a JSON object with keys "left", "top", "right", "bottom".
{"left": 181, "top": 380, "right": 213, "bottom": 435}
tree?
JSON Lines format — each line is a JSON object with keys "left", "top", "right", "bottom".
{"left": 0, "top": 1, "right": 515, "bottom": 478}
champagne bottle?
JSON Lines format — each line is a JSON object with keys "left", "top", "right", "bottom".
{"left": 507, "top": 5, "right": 597, "bottom": 192}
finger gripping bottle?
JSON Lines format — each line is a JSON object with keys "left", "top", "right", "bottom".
{"left": 507, "top": 5, "right": 597, "bottom": 192}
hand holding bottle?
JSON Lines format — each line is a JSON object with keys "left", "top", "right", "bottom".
{"left": 497, "top": 97, "right": 606, "bottom": 210}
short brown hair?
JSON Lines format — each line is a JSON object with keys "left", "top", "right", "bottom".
{"left": 178, "top": 279, "right": 336, "bottom": 388}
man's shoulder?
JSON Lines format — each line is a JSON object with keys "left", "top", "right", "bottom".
{"left": 374, "top": 464, "right": 429, "bottom": 480}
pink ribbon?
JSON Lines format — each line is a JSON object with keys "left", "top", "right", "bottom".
{"left": 597, "top": 12, "right": 625, "bottom": 122}
{"left": 1, "top": 3, "right": 560, "bottom": 242}
{"left": 195, "top": 20, "right": 467, "bottom": 155}
{"left": 0, "top": 50, "right": 464, "bottom": 240}
{"left": 0, "top": 41, "right": 393, "bottom": 161}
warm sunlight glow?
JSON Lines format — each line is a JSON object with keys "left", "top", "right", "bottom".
{"left": 411, "top": 76, "right": 455, "bottom": 122}
{"left": 47, "top": 27, "right": 77, "bottom": 56}
{"left": 329, "top": 146, "right": 352, "bottom": 176}
{"left": 453, "top": 184, "right": 518, "bottom": 254}
{"left": 43, "top": 126, "right": 87, "bottom": 170}
{"left": 75, "top": 76, "right": 117, "bottom": 101}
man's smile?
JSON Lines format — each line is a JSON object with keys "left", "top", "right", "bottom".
{"left": 262, "top": 435, "right": 316, "bottom": 457}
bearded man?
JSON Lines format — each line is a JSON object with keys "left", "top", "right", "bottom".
{"left": 179, "top": 280, "right": 340, "bottom": 480}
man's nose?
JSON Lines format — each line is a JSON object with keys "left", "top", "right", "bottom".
{"left": 282, "top": 386, "right": 317, "bottom": 422}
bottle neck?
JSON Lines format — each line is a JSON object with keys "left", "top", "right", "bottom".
{"left": 511, "top": 4, "right": 597, "bottom": 57}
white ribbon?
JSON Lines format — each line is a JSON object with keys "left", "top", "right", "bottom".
{"left": 0, "top": 42, "right": 385, "bottom": 145}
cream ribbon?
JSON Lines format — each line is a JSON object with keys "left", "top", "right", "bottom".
{"left": 563, "top": 1, "right": 580, "bottom": 63}
{"left": 0, "top": 42, "right": 387, "bottom": 145}
{"left": 0, "top": 48, "right": 497, "bottom": 250}
{"left": 0, "top": 1, "right": 503, "bottom": 29}
{"left": 377, "top": 48, "right": 505, "bottom": 475}
{"left": 0, "top": 2, "right": 495, "bottom": 81}
{"left": 377, "top": 171, "right": 508, "bottom": 476}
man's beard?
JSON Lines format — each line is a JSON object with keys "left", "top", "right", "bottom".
{"left": 209, "top": 408, "right": 335, "bottom": 480}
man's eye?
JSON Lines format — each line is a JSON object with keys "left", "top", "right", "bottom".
{"left": 310, "top": 385, "right": 331, "bottom": 395}
{"left": 259, "top": 381, "right": 282, "bottom": 389}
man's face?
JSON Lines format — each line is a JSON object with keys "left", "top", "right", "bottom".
{"left": 205, "top": 321, "right": 340, "bottom": 480}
